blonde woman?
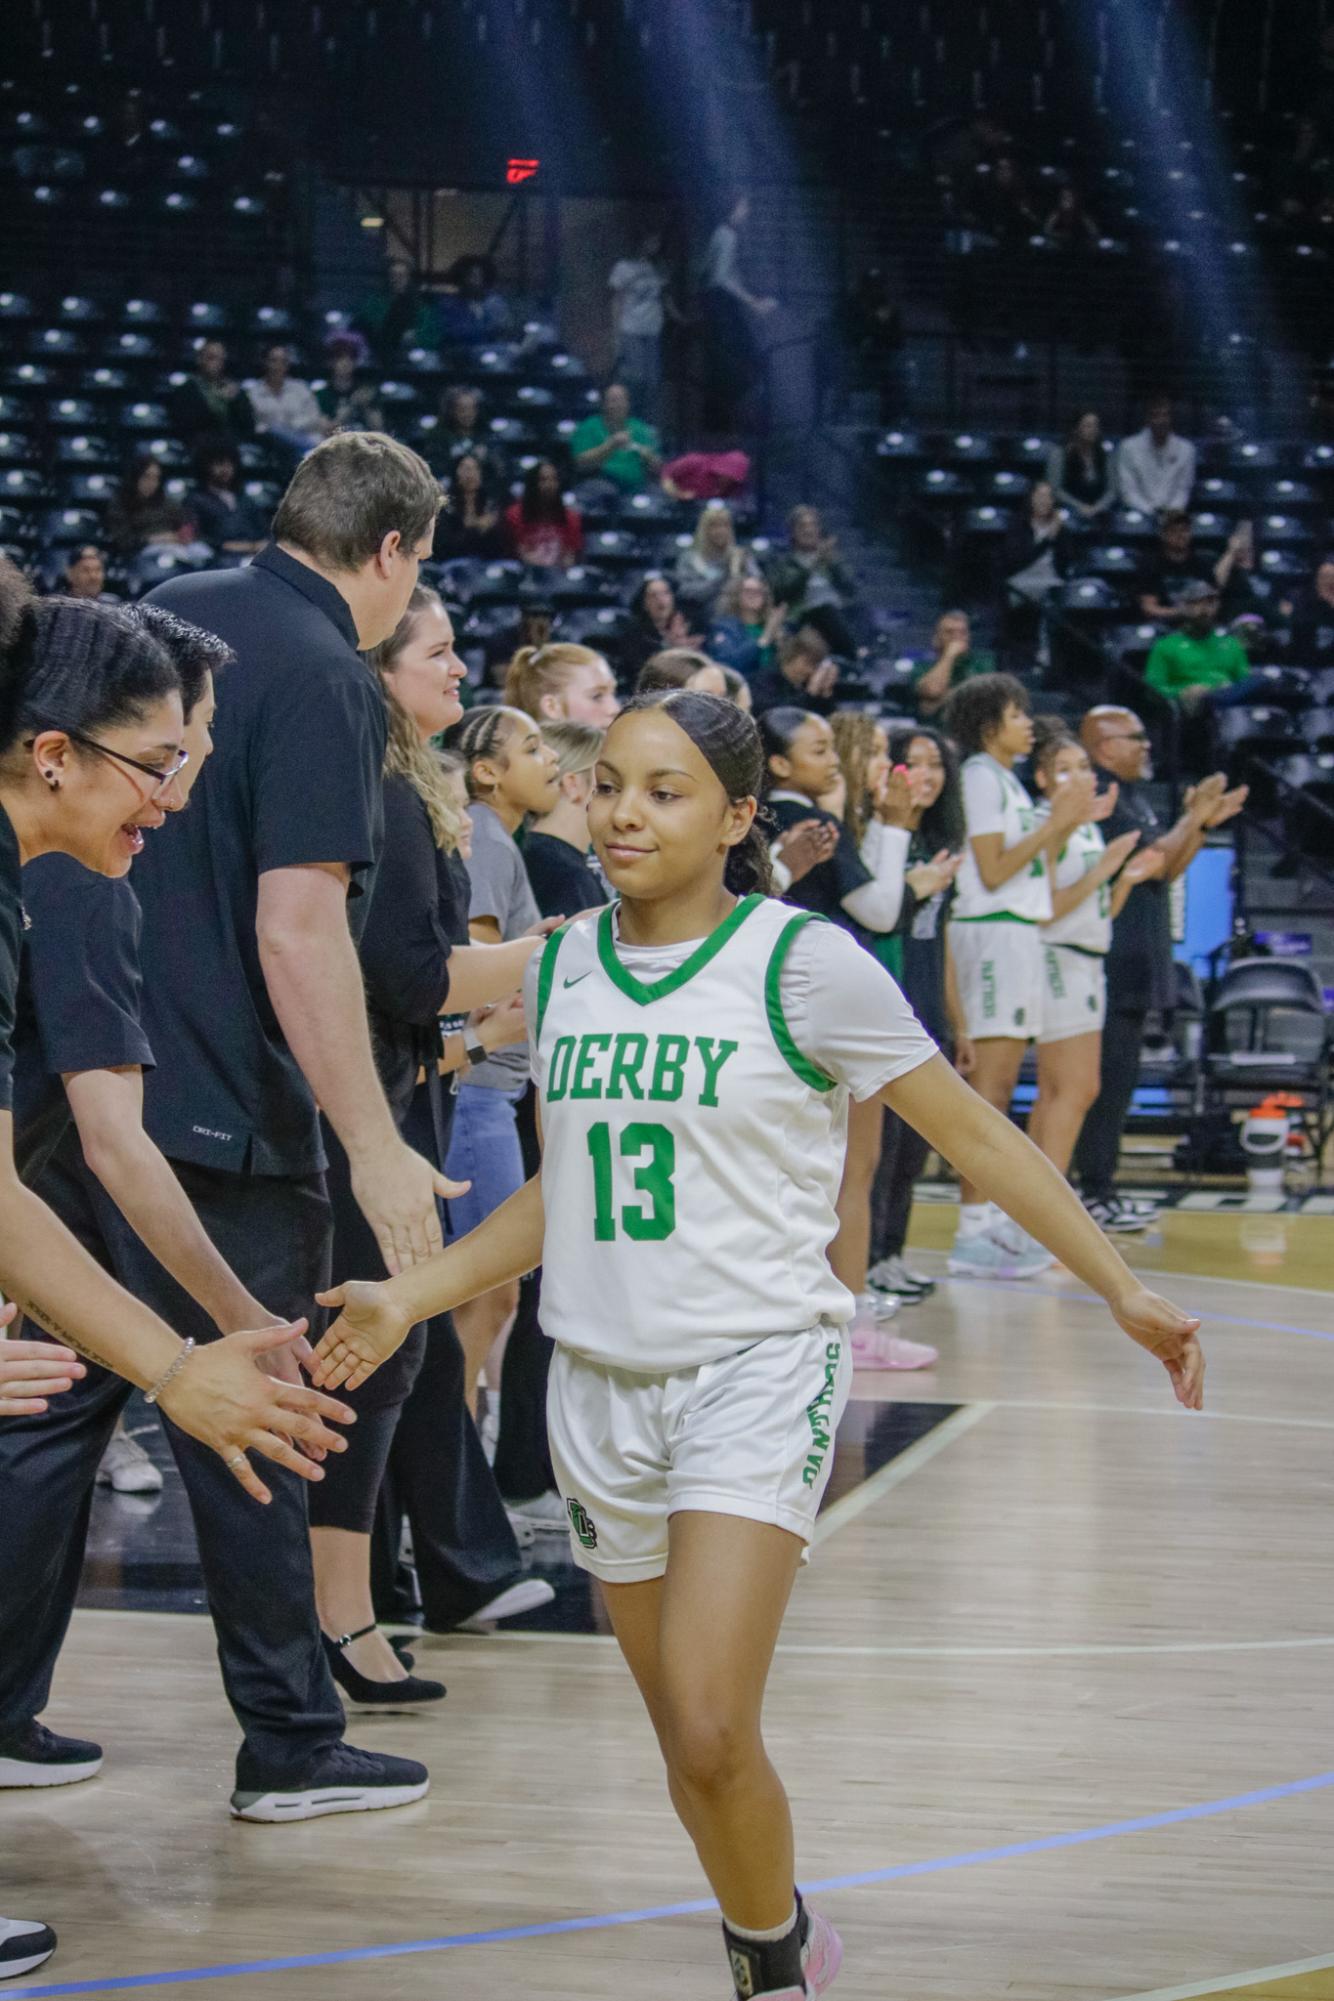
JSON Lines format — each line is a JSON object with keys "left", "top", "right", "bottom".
{"left": 503, "top": 640, "right": 620, "bottom": 727}
{"left": 526, "top": 721, "right": 606, "bottom": 919}
{"left": 310, "top": 589, "right": 554, "bottom": 1695}
{"left": 675, "top": 500, "right": 755, "bottom": 621}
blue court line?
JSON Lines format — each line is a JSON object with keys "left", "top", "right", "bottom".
{"left": 946, "top": 1273, "right": 1334, "bottom": 1342}
{"left": 9, "top": 1768, "right": 1334, "bottom": 1996}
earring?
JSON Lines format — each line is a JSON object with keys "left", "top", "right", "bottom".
{"left": 43, "top": 771, "right": 59, "bottom": 790}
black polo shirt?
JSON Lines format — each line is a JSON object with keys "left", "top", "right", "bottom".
{"left": 136, "top": 545, "right": 387, "bottom": 1177}
{"left": 12, "top": 859, "right": 153, "bottom": 1182}
{"left": 359, "top": 774, "right": 460, "bottom": 1123}
{"left": 0, "top": 804, "right": 24, "bottom": 1118}
{"left": 1099, "top": 774, "right": 1174, "bottom": 1015}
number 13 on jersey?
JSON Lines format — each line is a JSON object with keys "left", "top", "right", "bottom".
{"left": 586, "top": 1121, "right": 677, "bottom": 1241}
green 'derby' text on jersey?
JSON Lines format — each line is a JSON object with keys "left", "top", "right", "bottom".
{"left": 1037, "top": 804, "right": 1111, "bottom": 954}
{"left": 531, "top": 894, "right": 859, "bottom": 1374}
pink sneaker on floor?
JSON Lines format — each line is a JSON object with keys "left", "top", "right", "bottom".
{"left": 802, "top": 1907, "right": 844, "bottom": 1994}
{"left": 849, "top": 1320, "right": 938, "bottom": 1371}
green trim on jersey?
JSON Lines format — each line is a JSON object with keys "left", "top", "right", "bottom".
{"left": 765, "top": 914, "right": 837, "bottom": 1092}
{"left": 595, "top": 893, "right": 763, "bottom": 1007}
{"left": 534, "top": 921, "right": 574, "bottom": 1042}
{"left": 951, "top": 911, "right": 1040, "bottom": 926}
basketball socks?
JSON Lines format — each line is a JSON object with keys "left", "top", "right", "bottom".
{"left": 957, "top": 1202, "right": 994, "bottom": 1239}
{"left": 722, "top": 1896, "right": 805, "bottom": 1997}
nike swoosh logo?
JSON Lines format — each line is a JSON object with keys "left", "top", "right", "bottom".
{"left": 563, "top": 973, "right": 592, "bottom": 988}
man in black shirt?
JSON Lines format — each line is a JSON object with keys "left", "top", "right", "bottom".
{"left": 129, "top": 436, "right": 448, "bottom": 1819}
{"left": 1135, "top": 511, "right": 1217, "bottom": 625}
{"left": 1072, "top": 705, "right": 1246, "bottom": 1229}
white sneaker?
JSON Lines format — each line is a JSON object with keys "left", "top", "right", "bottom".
{"left": 854, "top": 1288, "right": 900, "bottom": 1322}
{"left": 867, "top": 1254, "right": 935, "bottom": 1299}
{"left": 986, "top": 1216, "right": 1055, "bottom": 1270}
{"left": 0, "top": 1916, "right": 57, "bottom": 1980}
{"left": 458, "top": 1578, "right": 556, "bottom": 1630}
{"left": 947, "top": 1231, "right": 1050, "bottom": 1280}
{"left": 96, "top": 1426, "right": 163, "bottom": 1495}
{"left": 505, "top": 1490, "right": 570, "bottom": 1537}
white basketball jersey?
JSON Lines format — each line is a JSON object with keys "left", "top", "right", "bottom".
{"left": 955, "top": 752, "right": 1052, "bottom": 924}
{"left": 1038, "top": 806, "right": 1111, "bottom": 954}
{"left": 531, "top": 894, "right": 855, "bottom": 1373}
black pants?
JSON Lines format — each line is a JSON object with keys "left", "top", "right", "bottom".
{"left": 369, "top": 1082, "right": 525, "bottom": 1630}
{"left": 1072, "top": 1008, "right": 1147, "bottom": 1203}
{"left": 869, "top": 1108, "right": 932, "bottom": 1265}
{"left": 0, "top": 1138, "right": 344, "bottom": 1785}
{"left": 493, "top": 1084, "right": 554, "bottom": 1505}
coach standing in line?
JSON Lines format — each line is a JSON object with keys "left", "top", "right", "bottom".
{"left": 125, "top": 435, "right": 455, "bottom": 1822}
{"left": 1073, "top": 705, "right": 1246, "bottom": 1234}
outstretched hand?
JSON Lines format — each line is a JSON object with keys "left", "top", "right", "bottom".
{"left": 311, "top": 1280, "right": 415, "bottom": 1393}
{"left": 1110, "top": 1282, "right": 1205, "bottom": 1410}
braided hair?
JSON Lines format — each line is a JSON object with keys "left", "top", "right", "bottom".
{"left": 0, "top": 557, "right": 179, "bottom": 761}
{"left": 625, "top": 689, "right": 772, "bottom": 895}
{"left": 446, "top": 704, "right": 531, "bottom": 802}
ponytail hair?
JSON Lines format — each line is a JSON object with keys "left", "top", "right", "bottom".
{"left": 540, "top": 718, "right": 603, "bottom": 783}
{"left": 504, "top": 641, "right": 607, "bottom": 720}
{"left": 625, "top": 689, "right": 772, "bottom": 895}
{"left": 0, "top": 556, "right": 179, "bottom": 762}
{"left": 756, "top": 705, "right": 816, "bottom": 794}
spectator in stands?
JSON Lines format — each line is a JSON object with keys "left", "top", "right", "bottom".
{"left": 357, "top": 256, "right": 438, "bottom": 365}
{"left": 172, "top": 339, "right": 255, "bottom": 446}
{"left": 976, "top": 155, "right": 1040, "bottom": 242}
{"left": 1074, "top": 707, "right": 1246, "bottom": 1229}
{"left": 59, "top": 545, "right": 117, "bottom": 602}
{"left": 837, "top": 266, "right": 907, "bottom": 423}
{"left": 437, "top": 255, "right": 512, "bottom": 345}
{"left": 1115, "top": 396, "right": 1196, "bottom": 516}
{"left": 1044, "top": 183, "right": 1100, "bottom": 249}
{"left": 1135, "top": 510, "right": 1218, "bottom": 623}
{"left": 707, "top": 571, "right": 785, "bottom": 679}
{"left": 749, "top": 628, "right": 841, "bottom": 718}
{"left": 675, "top": 502, "right": 753, "bottom": 622}
{"left": 912, "top": 609, "right": 996, "bottom": 718}
{"left": 699, "top": 190, "right": 776, "bottom": 429}
{"left": 1047, "top": 411, "right": 1115, "bottom": 520}
{"left": 434, "top": 453, "right": 504, "bottom": 563}
{"left": 1001, "top": 479, "right": 1069, "bottom": 658}
{"left": 1143, "top": 580, "right": 1267, "bottom": 711}
{"left": 503, "top": 459, "right": 583, "bottom": 570}
{"left": 570, "top": 381, "right": 661, "bottom": 495}
{"left": 767, "top": 504, "right": 860, "bottom": 657}
{"left": 315, "top": 333, "right": 384, "bottom": 435}
{"left": 105, "top": 454, "right": 192, "bottom": 559}
{"left": 1213, "top": 519, "right": 1273, "bottom": 624}
{"left": 625, "top": 573, "right": 697, "bottom": 675}
{"left": 187, "top": 443, "right": 269, "bottom": 558}
{"left": 432, "top": 385, "right": 506, "bottom": 484}
{"left": 609, "top": 229, "right": 680, "bottom": 424}
{"left": 1287, "top": 555, "right": 1334, "bottom": 657}
{"left": 245, "top": 344, "right": 323, "bottom": 463}
{"left": 636, "top": 648, "right": 729, "bottom": 698}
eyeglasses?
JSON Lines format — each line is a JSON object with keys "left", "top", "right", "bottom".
{"left": 29, "top": 726, "right": 189, "bottom": 798}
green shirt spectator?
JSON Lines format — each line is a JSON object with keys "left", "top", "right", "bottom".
{"left": 571, "top": 383, "right": 662, "bottom": 492}
{"left": 911, "top": 610, "right": 995, "bottom": 717}
{"left": 1144, "top": 611, "right": 1252, "bottom": 703}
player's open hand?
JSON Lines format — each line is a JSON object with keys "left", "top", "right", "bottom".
{"left": 311, "top": 1280, "right": 415, "bottom": 1394}
{"left": 1110, "top": 1282, "right": 1205, "bottom": 1410}
{"left": 0, "top": 1299, "right": 85, "bottom": 1414}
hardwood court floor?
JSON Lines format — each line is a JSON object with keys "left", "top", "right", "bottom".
{"left": 5, "top": 1210, "right": 1333, "bottom": 2001}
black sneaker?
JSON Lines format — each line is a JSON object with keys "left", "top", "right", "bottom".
{"left": 0, "top": 1916, "right": 56, "bottom": 1979}
{"left": 230, "top": 1743, "right": 429, "bottom": 1823}
{"left": 1082, "top": 1196, "right": 1145, "bottom": 1235}
{"left": 0, "top": 1721, "right": 103, "bottom": 1788}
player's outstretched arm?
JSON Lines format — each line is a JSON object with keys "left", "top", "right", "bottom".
{"left": 312, "top": 1172, "right": 547, "bottom": 1392}
{"left": 880, "top": 1055, "right": 1205, "bottom": 1410}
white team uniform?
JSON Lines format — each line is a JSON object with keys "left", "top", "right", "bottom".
{"left": 1037, "top": 806, "right": 1109, "bottom": 1043}
{"left": 951, "top": 753, "right": 1051, "bottom": 1040}
{"left": 524, "top": 892, "right": 937, "bottom": 1582}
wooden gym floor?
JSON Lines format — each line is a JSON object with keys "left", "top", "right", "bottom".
{"left": 4, "top": 1206, "right": 1333, "bottom": 2001}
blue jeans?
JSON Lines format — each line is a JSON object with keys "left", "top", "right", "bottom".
{"left": 444, "top": 1081, "right": 526, "bottom": 1241}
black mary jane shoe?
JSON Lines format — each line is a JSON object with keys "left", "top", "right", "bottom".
{"left": 322, "top": 1626, "right": 445, "bottom": 1707}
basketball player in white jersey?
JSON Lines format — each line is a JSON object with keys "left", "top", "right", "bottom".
{"left": 1029, "top": 719, "right": 1161, "bottom": 1182}
{"left": 945, "top": 673, "right": 1116, "bottom": 1278}
{"left": 311, "top": 693, "right": 1204, "bottom": 2001}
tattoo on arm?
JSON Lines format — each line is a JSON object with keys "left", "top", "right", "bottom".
{"left": 14, "top": 1296, "right": 118, "bottom": 1375}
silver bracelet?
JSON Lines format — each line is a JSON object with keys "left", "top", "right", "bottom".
{"left": 144, "top": 1337, "right": 196, "bottom": 1406}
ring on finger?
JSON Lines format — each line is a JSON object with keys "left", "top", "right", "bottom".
{"left": 227, "top": 1452, "right": 248, "bottom": 1471}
